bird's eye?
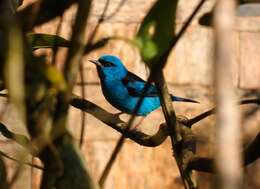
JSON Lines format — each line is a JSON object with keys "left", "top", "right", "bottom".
{"left": 99, "top": 59, "right": 115, "bottom": 67}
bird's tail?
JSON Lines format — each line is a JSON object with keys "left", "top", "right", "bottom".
{"left": 171, "top": 95, "right": 199, "bottom": 103}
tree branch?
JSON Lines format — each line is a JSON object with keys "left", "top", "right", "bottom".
{"left": 154, "top": 72, "right": 196, "bottom": 189}
{"left": 70, "top": 96, "right": 169, "bottom": 147}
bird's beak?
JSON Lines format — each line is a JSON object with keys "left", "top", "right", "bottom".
{"left": 88, "top": 59, "right": 102, "bottom": 67}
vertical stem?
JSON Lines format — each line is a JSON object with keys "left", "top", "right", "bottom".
{"left": 154, "top": 71, "right": 196, "bottom": 189}
{"left": 63, "top": 1, "right": 91, "bottom": 89}
{"left": 79, "top": 0, "right": 111, "bottom": 148}
{"left": 214, "top": 1, "right": 242, "bottom": 189}
{"left": 98, "top": 136, "right": 124, "bottom": 188}
{"left": 54, "top": 0, "right": 92, "bottom": 133}
{"left": 79, "top": 61, "right": 86, "bottom": 147}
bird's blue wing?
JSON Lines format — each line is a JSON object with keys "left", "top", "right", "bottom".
{"left": 122, "top": 71, "right": 158, "bottom": 97}
{"left": 122, "top": 71, "right": 199, "bottom": 103}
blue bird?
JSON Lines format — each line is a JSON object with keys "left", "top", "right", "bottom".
{"left": 89, "top": 55, "right": 198, "bottom": 119}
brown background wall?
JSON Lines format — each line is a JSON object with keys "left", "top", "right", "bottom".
{"left": 0, "top": 0, "right": 259, "bottom": 188}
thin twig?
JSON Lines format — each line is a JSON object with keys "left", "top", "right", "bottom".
{"left": 87, "top": 0, "right": 110, "bottom": 43}
{"left": 188, "top": 98, "right": 260, "bottom": 126}
{"left": 102, "top": 0, "right": 127, "bottom": 21}
{"left": 0, "top": 151, "right": 43, "bottom": 170}
{"left": 98, "top": 136, "right": 123, "bottom": 187}
{"left": 79, "top": 61, "right": 86, "bottom": 147}
{"left": 51, "top": 14, "right": 64, "bottom": 65}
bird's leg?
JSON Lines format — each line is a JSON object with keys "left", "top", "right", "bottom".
{"left": 130, "top": 116, "right": 146, "bottom": 131}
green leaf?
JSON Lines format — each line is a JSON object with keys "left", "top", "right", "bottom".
{"left": 27, "top": 33, "right": 70, "bottom": 50}
{"left": 135, "top": 0, "right": 178, "bottom": 65}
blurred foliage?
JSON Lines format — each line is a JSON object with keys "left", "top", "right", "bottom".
{"left": 134, "top": 0, "right": 178, "bottom": 65}
{"left": 27, "top": 33, "right": 70, "bottom": 50}
{"left": 25, "top": 56, "right": 67, "bottom": 105}
{"left": 0, "top": 0, "right": 98, "bottom": 188}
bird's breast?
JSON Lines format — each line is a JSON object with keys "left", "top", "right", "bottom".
{"left": 100, "top": 79, "right": 161, "bottom": 116}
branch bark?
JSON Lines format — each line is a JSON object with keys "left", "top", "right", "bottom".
{"left": 70, "top": 96, "right": 169, "bottom": 147}
{"left": 154, "top": 72, "right": 196, "bottom": 189}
